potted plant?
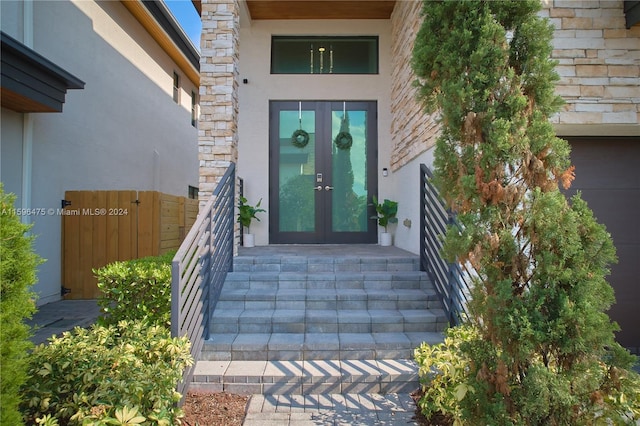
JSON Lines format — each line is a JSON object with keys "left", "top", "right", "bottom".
{"left": 238, "top": 196, "right": 265, "bottom": 247}
{"left": 370, "top": 196, "right": 398, "bottom": 246}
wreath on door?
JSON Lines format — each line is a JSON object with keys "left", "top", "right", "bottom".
{"left": 291, "top": 129, "right": 310, "bottom": 148}
{"left": 334, "top": 102, "right": 353, "bottom": 150}
{"left": 291, "top": 101, "right": 310, "bottom": 148}
{"left": 334, "top": 131, "right": 353, "bottom": 150}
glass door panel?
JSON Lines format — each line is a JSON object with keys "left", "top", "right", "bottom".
{"left": 278, "top": 109, "right": 316, "bottom": 232}
{"left": 331, "top": 106, "right": 369, "bottom": 233}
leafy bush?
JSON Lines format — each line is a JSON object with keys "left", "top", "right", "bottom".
{"left": 0, "top": 186, "right": 42, "bottom": 425}
{"left": 414, "top": 326, "right": 477, "bottom": 425}
{"left": 20, "top": 320, "right": 192, "bottom": 425}
{"left": 94, "top": 252, "right": 174, "bottom": 327}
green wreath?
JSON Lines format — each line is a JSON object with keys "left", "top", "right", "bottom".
{"left": 291, "top": 129, "right": 310, "bottom": 148}
{"left": 334, "top": 131, "right": 353, "bottom": 150}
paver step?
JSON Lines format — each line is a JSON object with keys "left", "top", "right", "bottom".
{"left": 215, "top": 288, "right": 442, "bottom": 311}
{"left": 190, "top": 358, "right": 423, "bottom": 395}
{"left": 201, "top": 247, "right": 446, "bottom": 397}
{"left": 210, "top": 308, "right": 447, "bottom": 335}
{"left": 241, "top": 392, "right": 420, "bottom": 425}
{"left": 202, "top": 331, "right": 444, "bottom": 361}
{"left": 233, "top": 255, "right": 421, "bottom": 273}
{"left": 223, "top": 271, "right": 433, "bottom": 291}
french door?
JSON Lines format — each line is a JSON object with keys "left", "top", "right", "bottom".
{"left": 269, "top": 101, "right": 378, "bottom": 244}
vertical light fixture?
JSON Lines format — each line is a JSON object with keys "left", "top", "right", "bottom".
{"left": 329, "top": 44, "right": 334, "bottom": 73}
{"left": 319, "top": 46, "right": 325, "bottom": 73}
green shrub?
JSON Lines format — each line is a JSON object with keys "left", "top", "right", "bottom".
{"left": 0, "top": 186, "right": 42, "bottom": 425}
{"left": 94, "top": 252, "right": 174, "bottom": 327}
{"left": 20, "top": 320, "right": 192, "bottom": 425}
{"left": 414, "top": 326, "right": 477, "bottom": 425}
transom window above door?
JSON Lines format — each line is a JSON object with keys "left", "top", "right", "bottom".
{"left": 271, "top": 36, "right": 378, "bottom": 74}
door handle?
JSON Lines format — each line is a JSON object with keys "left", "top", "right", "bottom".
{"left": 314, "top": 185, "right": 323, "bottom": 191}
{"left": 324, "top": 186, "right": 334, "bottom": 191}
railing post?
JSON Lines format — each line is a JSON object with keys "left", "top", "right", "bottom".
{"left": 170, "top": 259, "right": 180, "bottom": 338}
{"left": 446, "top": 211, "right": 457, "bottom": 327}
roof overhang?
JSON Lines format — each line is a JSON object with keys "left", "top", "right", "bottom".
{"left": 121, "top": 0, "right": 200, "bottom": 86}
{"left": 191, "top": 0, "right": 396, "bottom": 20}
{"left": 1, "top": 31, "right": 84, "bottom": 113}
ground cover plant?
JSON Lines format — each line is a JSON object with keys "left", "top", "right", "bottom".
{"left": 20, "top": 321, "right": 192, "bottom": 425}
{"left": 412, "top": 0, "right": 640, "bottom": 424}
{"left": 0, "top": 186, "right": 42, "bottom": 425}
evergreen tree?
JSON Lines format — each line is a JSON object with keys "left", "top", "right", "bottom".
{"left": 412, "top": 1, "right": 639, "bottom": 423}
{"left": 0, "top": 186, "right": 42, "bottom": 425}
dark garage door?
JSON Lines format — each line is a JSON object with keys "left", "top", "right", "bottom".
{"left": 564, "top": 136, "right": 640, "bottom": 352}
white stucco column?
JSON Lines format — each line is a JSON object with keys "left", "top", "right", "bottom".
{"left": 198, "top": 0, "right": 240, "bottom": 205}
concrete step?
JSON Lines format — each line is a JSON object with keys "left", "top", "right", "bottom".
{"left": 190, "top": 358, "right": 424, "bottom": 395}
{"left": 201, "top": 331, "right": 444, "bottom": 361}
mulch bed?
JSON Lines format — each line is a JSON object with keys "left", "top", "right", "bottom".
{"left": 182, "top": 392, "right": 248, "bottom": 426}
{"left": 181, "top": 390, "right": 451, "bottom": 426}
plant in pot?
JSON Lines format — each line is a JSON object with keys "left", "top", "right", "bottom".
{"left": 238, "top": 196, "right": 265, "bottom": 247}
{"left": 370, "top": 196, "right": 398, "bottom": 246}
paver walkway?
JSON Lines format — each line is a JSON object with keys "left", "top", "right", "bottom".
{"left": 28, "top": 299, "right": 100, "bottom": 345}
{"left": 243, "top": 392, "right": 422, "bottom": 425}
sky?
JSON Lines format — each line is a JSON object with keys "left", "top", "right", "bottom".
{"left": 164, "top": 0, "right": 202, "bottom": 51}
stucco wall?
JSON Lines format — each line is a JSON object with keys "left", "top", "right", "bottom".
{"left": 0, "top": 0, "right": 199, "bottom": 304}
{"left": 237, "top": 19, "right": 394, "bottom": 246}
{"left": 0, "top": 108, "right": 24, "bottom": 203}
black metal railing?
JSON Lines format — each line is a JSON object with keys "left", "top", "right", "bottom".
{"left": 420, "top": 163, "right": 473, "bottom": 326}
{"left": 171, "top": 163, "right": 235, "bottom": 396}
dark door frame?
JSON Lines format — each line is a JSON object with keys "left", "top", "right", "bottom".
{"left": 269, "top": 100, "right": 378, "bottom": 244}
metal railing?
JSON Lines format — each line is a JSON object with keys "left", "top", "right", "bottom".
{"left": 171, "top": 163, "right": 235, "bottom": 396}
{"left": 420, "top": 163, "right": 473, "bottom": 326}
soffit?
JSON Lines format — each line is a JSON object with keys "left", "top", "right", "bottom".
{"left": 191, "top": 1, "right": 396, "bottom": 20}
{"left": 247, "top": 1, "right": 395, "bottom": 19}
{"left": 1, "top": 31, "right": 84, "bottom": 113}
{"left": 121, "top": 0, "right": 199, "bottom": 86}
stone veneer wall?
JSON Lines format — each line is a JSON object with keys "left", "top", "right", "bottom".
{"left": 199, "top": 0, "right": 240, "bottom": 205}
{"left": 389, "top": 0, "right": 440, "bottom": 172}
{"left": 389, "top": 0, "right": 639, "bottom": 172}
{"left": 542, "top": 0, "right": 640, "bottom": 130}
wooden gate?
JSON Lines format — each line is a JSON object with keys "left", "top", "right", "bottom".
{"left": 62, "top": 190, "right": 198, "bottom": 299}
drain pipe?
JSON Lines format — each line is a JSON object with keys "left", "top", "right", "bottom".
{"left": 21, "top": 0, "right": 34, "bottom": 225}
